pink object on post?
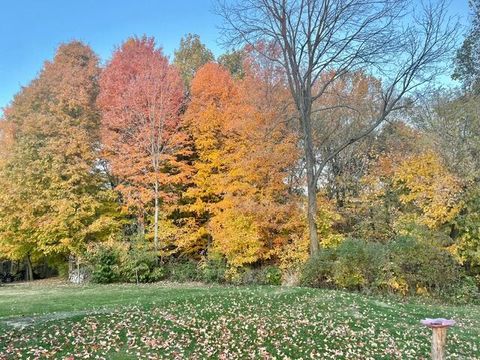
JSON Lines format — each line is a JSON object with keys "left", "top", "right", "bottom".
{"left": 421, "top": 318, "right": 456, "bottom": 328}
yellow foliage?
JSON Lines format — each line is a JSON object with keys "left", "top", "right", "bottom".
{"left": 359, "top": 150, "right": 463, "bottom": 241}
{"left": 387, "top": 277, "right": 409, "bottom": 296}
{"left": 278, "top": 232, "right": 310, "bottom": 271}
{"left": 183, "top": 62, "right": 301, "bottom": 267}
{"left": 278, "top": 196, "right": 343, "bottom": 270}
{"left": 393, "top": 152, "right": 463, "bottom": 228}
{"left": 209, "top": 209, "right": 262, "bottom": 267}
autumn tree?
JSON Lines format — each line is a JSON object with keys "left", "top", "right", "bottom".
{"left": 181, "top": 63, "right": 237, "bottom": 255}
{"left": 410, "top": 94, "right": 480, "bottom": 269}
{"left": 217, "top": 0, "right": 458, "bottom": 256}
{"left": 183, "top": 59, "right": 301, "bottom": 267}
{"left": 356, "top": 128, "right": 462, "bottom": 245}
{"left": 0, "top": 42, "right": 119, "bottom": 279}
{"left": 313, "top": 71, "right": 382, "bottom": 209}
{"left": 98, "top": 36, "right": 186, "bottom": 258}
{"left": 174, "top": 33, "right": 215, "bottom": 90}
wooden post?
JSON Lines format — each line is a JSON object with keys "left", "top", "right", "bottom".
{"left": 431, "top": 327, "right": 447, "bottom": 360}
{"left": 421, "top": 318, "right": 455, "bottom": 360}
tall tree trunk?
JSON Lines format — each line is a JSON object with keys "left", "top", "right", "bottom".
{"left": 153, "top": 179, "right": 159, "bottom": 265}
{"left": 301, "top": 108, "right": 319, "bottom": 256}
{"left": 25, "top": 255, "right": 33, "bottom": 281}
{"left": 306, "top": 151, "right": 319, "bottom": 256}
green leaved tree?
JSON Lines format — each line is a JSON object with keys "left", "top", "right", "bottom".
{"left": 174, "top": 33, "right": 214, "bottom": 90}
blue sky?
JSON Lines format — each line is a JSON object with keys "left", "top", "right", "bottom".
{"left": 0, "top": 0, "right": 223, "bottom": 113}
{"left": 0, "top": 0, "right": 471, "bottom": 114}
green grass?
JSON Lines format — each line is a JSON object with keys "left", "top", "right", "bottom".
{"left": 0, "top": 280, "right": 479, "bottom": 359}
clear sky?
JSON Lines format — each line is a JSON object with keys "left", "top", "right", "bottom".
{"left": 0, "top": 0, "right": 223, "bottom": 113}
{"left": 0, "top": 0, "right": 471, "bottom": 114}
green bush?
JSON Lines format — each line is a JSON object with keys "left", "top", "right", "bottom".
{"left": 448, "top": 276, "right": 480, "bottom": 304}
{"left": 88, "top": 246, "right": 119, "bottom": 284}
{"left": 167, "top": 260, "right": 199, "bottom": 282}
{"left": 200, "top": 258, "right": 227, "bottom": 283}
{"left": 259, "top": 266, "right": 282, "bottom": 285}
{"left": 119, "top": 237, "right": 158, "bottom": 283}
{"left": 300, "top": 239, "right": 386, "bottom": 291}
{"left": 236, "top": 267, "right": 259, "bottom": 285}
{"left": 232, "top": 266, "right": 282, "bottom": 285}
{"left": 148, "top": 266, "right": 167, "bottom": 282}
{"left": 298, "top": 236, "right": 474, "bottom": 301}
{"left": 123, "top": 262, "right": 151, "bottom": 283}
{"left": 387, "top": 236, "right": 461, "bottom": 296}
{"left": 56, "top": 262, "right": 70, "bottom": 279}
{"left": 333, "top": 239, "right": 386, "bottom": 291}
{"left": 299, "top": 247, "right": 336, "bottom": 288}
{"left": 221, "top": 266, "right": 282, "bottom": 286}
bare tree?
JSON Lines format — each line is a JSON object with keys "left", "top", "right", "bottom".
{"left": 217, "top": 0, "right": 458, "bottom": 256}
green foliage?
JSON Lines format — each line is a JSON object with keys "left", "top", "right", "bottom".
{"left": 119, "top": 236, "right": 157, "bottom": 283}
{"left": 299, "top": 248, "right": 337, "bottom": 288}
{"left": 218, "top": 50, "right": 245, "bottom": 78}
{"left": 199, "top": 257, "right": 227, "bottom": 283}
{"left": 88, "top": 245, "right": 119, "bottom": 284}
{"left": 174, "top": 33, "right": 214, "bottom": 88}
{"left": 448, "top": 276, "right": 480, "bottom": 305}
{"left": 55, "top": 261, "right": 70, "bottom": 279}
{"left": 455, "top": 185, "right": 480, "bottom": 273}
{"left": 300, "top": 239, "right": 385, "bottom": 291}
{"left": 222, "top": 265, "right": 282, "bottom": 286}
{"left": 260, "top": 266, "right": 282, "bottom": 285}
{"left": 333, "top": 239, "right": 386, "bottom": 291}
{"left": 148, "top": 266, "right": 168, "bottom": 282}
{"left": 299, "top": 237, "right": 476, "bottom": 301}
{"left": 87, "top": 238, "right": 169, "bottom": 284}
{"left": 387, "top": 236, "right": 461, "bottom": 296}
{"left": 166, "top": 260, "right": 199, "bottom": 282}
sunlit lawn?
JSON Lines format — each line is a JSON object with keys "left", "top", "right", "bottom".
{"left": 0, "top": 280, "right": 479, "bottom": 359}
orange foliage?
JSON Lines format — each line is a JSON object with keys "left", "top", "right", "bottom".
{"left": 182, "top": 62, "right": 301, "bottom": 266}
{"left": 98, "top": 37, "right": 187, "bottom": 232}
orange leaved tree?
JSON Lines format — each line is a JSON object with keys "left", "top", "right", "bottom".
{"left": 184, "top": 60, "right": 301, "bottom": 267}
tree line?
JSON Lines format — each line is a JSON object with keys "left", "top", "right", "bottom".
{"left": 0, "top": 0, "right": 479, "bottom": 299}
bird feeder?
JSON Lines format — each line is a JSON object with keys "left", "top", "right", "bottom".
{"left": 421, "top": 318, "right": 456, "bottom": 360}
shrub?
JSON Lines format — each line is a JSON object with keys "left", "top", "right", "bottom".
{"left": 119, "top": 237, "right": 157, "bottom": 283}
{"left": 88, "top": 245, "right": 119, "bottom": 284}
{"left": 149, "top": 266, "right": 168, "bottom": 282}
{"left": 298, "top": 236, "right": 473, "bottom": 301}
{"left": 200, "top": 257, "right": 227, "bottom": 283}
{"left": 448, "top": 276, "right": 480, "bottom": 304}
{"left": 167, "top": 260, "right": 199, "bottom": 282}
{"left": 333, "top": 239, "right": 386, "bottom": 291}
{"left": 229, "top": 266, "right": 282, "bottom": 286}
{"left": 56, "top": 262, "right": 69, "bottom": 279}
{"left": 387, "top": 236, "right": 461, "bottom": 296}
{"left": 259, "top": 266, "right": 282, "bottom": 285}
{"left": 299, "top": 247, "right": 337, "bottom": 288}
{"left": 227, "top": 266, "right": 260, "bottom": 285}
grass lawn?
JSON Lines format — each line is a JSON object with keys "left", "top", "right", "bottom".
{"left": 0, "top": 280, "right": 478, "bottom": 359}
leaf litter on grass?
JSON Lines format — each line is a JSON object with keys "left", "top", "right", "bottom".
{"left": 0, "top": 285, "right": 478, "bottom": 359}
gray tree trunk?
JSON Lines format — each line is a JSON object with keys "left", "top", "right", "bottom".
{"left": 153, "top": 179, "right": 159, "bottom": 265}
{"left": 302, "top": 112, "right": 319, "bottom": 256}
{"left": 25, "top": 255, "right": 33, "bottom": 281}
